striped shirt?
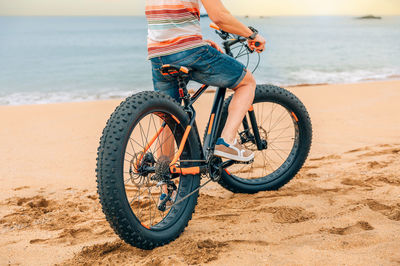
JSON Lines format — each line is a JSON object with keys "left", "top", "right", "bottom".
{"left": 145, "top": 0, "right": 206, "bottom": 59}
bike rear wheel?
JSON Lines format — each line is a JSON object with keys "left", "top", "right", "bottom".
{"left": 96, "top": 91, "right": 201, "bottom": 249}
{"left": 204, "top": 84, "right": 312, "bottom": 193}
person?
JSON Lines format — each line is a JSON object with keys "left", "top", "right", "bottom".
{"left": 146, "top": 0, "right": 266, "bottom": 163}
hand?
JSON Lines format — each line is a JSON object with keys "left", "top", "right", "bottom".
{"left": 248, "top": 34, "right": 266, "bottom": 53}
{"left": 205, "top": 39, "right": 224, "bottom": 53}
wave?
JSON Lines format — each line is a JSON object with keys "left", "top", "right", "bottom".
{"left": 0, "top": 89, "right": 150, "bottom": 106}
{"left": 285, "top": 68, "right": 400, "bottom": 86}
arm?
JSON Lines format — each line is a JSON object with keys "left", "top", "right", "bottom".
{"left": 201, "top": 0, "right": 266, "bottom": 52}
{"left": 201, "top": 0, "right": 252, "bottom": 37}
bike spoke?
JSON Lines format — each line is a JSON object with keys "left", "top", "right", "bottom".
{"left": 152, "top": 123, "right": 177, "bottom": 156}
{"left": 267, "top": 109, "right": 286, "bottom": 132}
{"left": 260, "top": 150, "right": 275, "bottom": 173}
{"left": 268, "top": 125, "right": 293, "bottom": 134}
{"left": 139, "top": 122, "right": 151, "bottom": 155}
{"left": 145, "top": 114, "right": 153, "bottom": 154}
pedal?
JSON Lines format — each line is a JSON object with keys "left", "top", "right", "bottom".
{"left": 219, "top": 157, "right": 254, "bottom": 171}
{"left": 237, "top": 158, "right": 254, "bottom": 165}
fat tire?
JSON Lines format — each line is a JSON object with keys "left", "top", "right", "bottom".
{"left": 96, "top": 91, "right": 201, "bottom": 249}
{"left": 204, "top": 84, "right": 312, "bottom": 193}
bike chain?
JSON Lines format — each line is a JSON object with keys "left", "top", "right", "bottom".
{"left": 164, "top": 158, "right": 254, "bottom": 210}
{"left": 165, "top": 177, "right": 213, "bottom": 210}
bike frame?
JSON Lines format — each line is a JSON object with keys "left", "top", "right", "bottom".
{"left": 168, "top": 78, "right": 264, "bottom": 176}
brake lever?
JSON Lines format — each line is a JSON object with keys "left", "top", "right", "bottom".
{"left": 245, "top": 44, "right": 254, "bottom": 53}
{"left": 235, "top": 36, "right": 255, "bottom": 53}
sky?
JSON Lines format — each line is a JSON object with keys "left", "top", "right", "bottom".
{"left": 0, "top": 0, "right": 400, "bottom": 16}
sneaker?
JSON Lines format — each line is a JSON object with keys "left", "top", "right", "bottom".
{"left": 214, "top": 138, "right": 255, "bottom": 162}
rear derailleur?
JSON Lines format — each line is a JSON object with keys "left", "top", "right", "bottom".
{"left": 151, "top": 156, "right": 177, "bottom": 212}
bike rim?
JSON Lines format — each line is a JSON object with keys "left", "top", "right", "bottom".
{"left": 225, "top": 100, "right": 300, "bottom": 184}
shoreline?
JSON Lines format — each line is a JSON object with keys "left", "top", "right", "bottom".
{"left": 1, "top": 79, "right": 399, "bottom": 107}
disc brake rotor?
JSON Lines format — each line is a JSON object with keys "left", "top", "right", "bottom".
{"left": 242, "top": 126, "right": 268, "bottom": 151}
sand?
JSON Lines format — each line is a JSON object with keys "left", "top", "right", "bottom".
{"left": 0, "top": 80, "right": 399, "bottom": 265}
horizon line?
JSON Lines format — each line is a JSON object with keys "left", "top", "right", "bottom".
{"left": 1, "top": 14, "right": 399, "bottom": 17}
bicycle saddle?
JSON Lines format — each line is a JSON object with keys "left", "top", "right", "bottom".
{"left": 160, "top": 64, "right": 192, "bottom": 77}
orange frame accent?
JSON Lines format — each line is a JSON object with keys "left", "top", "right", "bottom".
{"left": 180, "top": 66, "right": 189, "bottom": 73}
{"left": 170, "top": 166, "right": 200, "bottom": 175}
{"left": 141, "top": 222, "right": 150, "bottom": 229}
{"left": 248, "top": 105, "right": 254, "bottom": 112}
{"left": 169, "top": 125, "right": 192, "bottom": 166}
{"left": 134, "top": 125, "right": 166, "bottom": 172}
{"left": 291, "top": 112, "right": 299, "bottom": 122}
{"left": 162, "top": 71, "right": 178, "bottom": 76}
{"left": 171, "top": 115, "right": 180, "bottom": 124}
{"left": 191, "top": 84, "right": 207, "bottom": 99}
{"left": 207, "top": 113, "right": 215, "bottom": 135}
{"left": 209, "top": 23, "right": 220, "bottom": 30}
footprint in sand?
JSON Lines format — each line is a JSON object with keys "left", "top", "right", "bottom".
{"left": 87, "top": 194, "right": 98, "bottom": 200}
{"left": 366, "top": 161, "right": 389, "bottom": 169}
{"left": 197, "top": 213, "right": 241, "bottom": 223}
{"left": 30, "top": 228, "right": 96, "bottom": 246}
{"left": 226, "top": 239, "right": 269, "bottom": 246}
{"left": 13, "top": 186, "right": 30, "bottom": 191}
{"left": 345, "top": 146, "right": 371, "bottom": 153}
{"left": 364, "top": 174, "right": 400, "bottom": 187}
{"left": 364, "top": 199, "right": 400, "bottom": 221}
{"left": 262, "top": 206, "right": 316, "bottom": 224}
{"left": 341, "top": 178, "right": 371, "bottom": 187}
{"left": 375, "top": 175, "right": 400, "bottom": 186}
{"left": 327, "top": 221, "right": 374, "bottom": 235}
{"left": 358, "top": 148, "right": 400, "bottom": 158}
{"left": 309, "top": 154, "right": 341, "bottom": 161}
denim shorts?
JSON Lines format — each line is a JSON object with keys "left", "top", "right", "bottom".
{"left": 150, "top": 45, "right": 247, "bottom": 102}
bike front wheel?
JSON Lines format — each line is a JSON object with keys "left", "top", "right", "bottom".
{"left": 205, "top": 84, "right": 312, "bottom": 193}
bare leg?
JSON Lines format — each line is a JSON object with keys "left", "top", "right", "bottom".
{"left": 157, "top": 120, "right": 175, "bottom": 195}
{"left": 158, "top": 124, "right": 175, "bottom": 159}
{"left": 220, "top": 71, "right": 256, "bottom": 143}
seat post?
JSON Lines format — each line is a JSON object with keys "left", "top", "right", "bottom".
{"left": 177, "top": 76, "right": 190, "bottom": 106}
{"left": 159, "top": 64, "right": 192, "bottom": 106}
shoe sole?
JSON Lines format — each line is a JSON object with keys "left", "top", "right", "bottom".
{"left": 213, "top": 150, "right": 255, "bottom": 162}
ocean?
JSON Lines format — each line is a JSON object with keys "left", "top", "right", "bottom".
{"left": 0, "top": 16, "right": 399, "bottom": 105}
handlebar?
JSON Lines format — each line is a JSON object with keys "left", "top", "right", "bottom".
{"left": 209, "top": 23, "right": 261, "bottom": 56}
{"left": 208, "top": 23, "right": 262, "bottom": 74}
